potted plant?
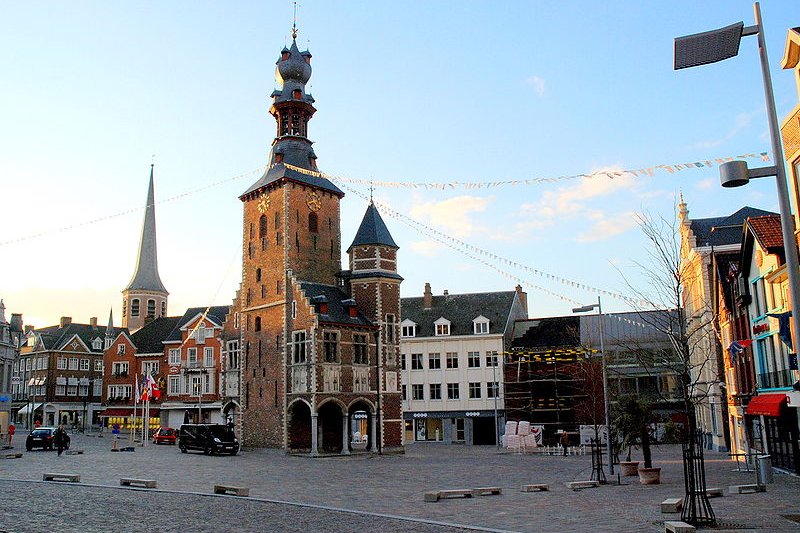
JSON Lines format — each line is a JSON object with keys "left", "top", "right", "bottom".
{"left": 614, "top": 395, "right": 660, "bottom": 484}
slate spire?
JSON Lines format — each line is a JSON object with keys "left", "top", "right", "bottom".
{"left": 348, "top": 202, "right": 398, "bottom": 252}
{"left": 126, "top": 164, "right": 168, "bottom": 293}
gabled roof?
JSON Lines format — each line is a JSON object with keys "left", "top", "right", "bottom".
{"left": 740, "top": 215, "right": 786, "bottom": 278}
{"left": 165, "top": 306, "right": 231, "bottom": 343}
{"left": 31, "top": 322, "right": 108, "bottom": 354}
{"left": 130, "top": 317, "right": 181, "bottom": 353}
{"left": 348, "top": 202, "right": 397, "bottom": 251}
{"left": 299, "top": 282, "right": 374, "bottom": 327}
{"left": 690, "top": 206, "right": 776, "bottom": 247}
{"left": 401, "top": 291, "right": 518, "bottom": 337}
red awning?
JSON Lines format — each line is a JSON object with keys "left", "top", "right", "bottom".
{"left": 746, "top": 394, "right": 787, "bottom": 417}
{"left": 100, "top": 408, "right": 160, "bottom": 417}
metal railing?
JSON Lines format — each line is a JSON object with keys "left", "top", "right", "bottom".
{"left": 757, "top": 369, "right": 793, "bottom": 389}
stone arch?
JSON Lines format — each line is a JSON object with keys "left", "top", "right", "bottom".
{"left": 348, "top": 397, "right": 376, "bottom": 452}
{"left": 317, "top": 400, "right": 345, "bottom": 453}
{"left": 287, "top": 398, "right": 312, "bottom": 451}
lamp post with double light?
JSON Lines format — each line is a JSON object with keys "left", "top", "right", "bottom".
{"left": 573, "top": 296, "right": 613, "bottom": 476}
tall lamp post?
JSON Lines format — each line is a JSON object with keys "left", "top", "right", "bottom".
{"left": 675, "top": 2, "right": 800, "bottom": 363}
{"left": 573, "top": 296, "right": 613, "bottom": 475}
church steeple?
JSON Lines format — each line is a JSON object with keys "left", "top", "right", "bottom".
{"left": 122, "top": 165, "right": 168, "bottom": 332}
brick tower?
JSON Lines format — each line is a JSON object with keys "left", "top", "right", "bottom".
{"left": 236, "top": 29, "right": 402, "bottom": 452}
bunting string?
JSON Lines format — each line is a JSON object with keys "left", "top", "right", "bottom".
{"left": 285, "top": 151, "right": 770, "bottom": 190}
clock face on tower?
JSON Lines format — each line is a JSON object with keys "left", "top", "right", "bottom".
{"left": 306, "top": 191, "right": 321, "bottom": 212}
{"left": 257, "top": 193, "right": 270, "bottom": 213}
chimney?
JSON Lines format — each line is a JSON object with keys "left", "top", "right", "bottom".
{"left": 515, "top": 284, "right": 528, "bottom": 316}
{"left": 443, "top": 289, "right": 449, "bottom": 296}
{"left": 60, "top": 316, "right": 72, "bottom": 328}
{"left": 24, "top": 325, "right": 34, "bottom": 333}
{"left": 423, "top": 283, "right": 432, "bottom": 309}
{"left": 90, "top": 317, "right": 98, "bottom": 328}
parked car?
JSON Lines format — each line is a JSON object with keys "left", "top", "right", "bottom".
{"left": 153, "top": 427, "right": 177, "bottom": 445}
{"left": 179, "top": 424, "right": 239, "bottom": 455}
{"left": 26, "top": 427, "right": 70, "bottom": 451}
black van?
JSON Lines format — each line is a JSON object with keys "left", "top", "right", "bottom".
{"left": 178, "top": 424, "right": 239, "bottom": 455}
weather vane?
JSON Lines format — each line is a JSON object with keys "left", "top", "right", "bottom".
{"left": 291, "top": 1, "right": 298, "bottom": 39}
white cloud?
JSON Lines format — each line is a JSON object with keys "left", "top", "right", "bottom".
{"left": 409, "top": 195, "right": 491, "bottom": 238}
{"left": 524, "top": 75, "right": 546, "bottom": 97}
{"left": 692, "top": 110, "right": 758, "bottom": 149}
{"left": 695, "top": 178, "right": 714, "bottom": 190}
{"left": 409, "top": 240, "right": 444, "bottom": 257}
{"left": 576, "top": 211, "right": 639, "bottom": 243}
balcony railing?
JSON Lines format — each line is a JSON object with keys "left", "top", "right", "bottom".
{"left": 757, "top": 369, "right": 793, "bottom": 389}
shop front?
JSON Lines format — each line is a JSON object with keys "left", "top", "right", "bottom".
{"left": 403, "top": 410, "right": 503, "bottom": 445}
{"left": 747, "top": 392, "right": 799, "bottom": 474}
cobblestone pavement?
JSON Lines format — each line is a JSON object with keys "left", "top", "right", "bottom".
{"left": 1, "top": 434, "right": 800, "bottom": 532}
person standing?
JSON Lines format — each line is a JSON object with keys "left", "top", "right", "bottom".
{"left": 54, "top": 425, "right": 67, "bottom": 456}
{"left": 560, "top": 431, "right": 569, "bottom": 456}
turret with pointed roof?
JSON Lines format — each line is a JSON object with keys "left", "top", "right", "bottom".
{"left": 122, "top": 165, "right": 168, "bottom": 332}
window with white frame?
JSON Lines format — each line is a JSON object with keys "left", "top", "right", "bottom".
{"left": 93, "top": 379, "right": 102, "bottom": 396}
{"left": 94, "top": 359, "right": 103, "bottom": 372}
{"left": 204, "top": 347, "right": 214, "bottom": 367}
{"left": 68, "top": 357, "right": 79, "bottom": 370}
{"left": 67, "top": 384, "right": 78, "bottom": 396}
{"left": 487, "top": 381, "right": 499, "bottom": 398}
{"left": 430, "top": 383, "right": 442, "bottom": 400}
{"left": 428, "top": 352, "right": 441, "bottom": 369}
{"left": 412, "top": 383, "right": 424, "bottom": 400}
{"left": 400, "top": 319, "right": 416, "bottom": 338}
{"left": 56, "top": 384, "right": 66, "bottom": 396}
{"left": 195, "top": 325, "right": 206, "bottom": 344}
{"left": 79, "top": 384, "right": 89, "bottom": 396}
{"left": 112, "top": 362, "right": 129, "bottom": 376}
{"left": 469, "top": 382, "right": 482, "bottom": 399}
{"left": 168, "top": 348, "right": 181, "bottom": 365}
{"left": 117, "top": 344, "right": 126, "bottom": 355}
{"left": 293, "top": 331, "right": 307, "bottom": 364}
{"left": 226, "top": 340, "right": 240, "bottom": 369}
{"left": 92, "top": 338, "right": 102, "bottom": 350}
{"left": 188, "top": 348, "right": 198, "bottom": 367}
{"left": 204, "top": 372, "right": 211, "bottom": 394}
{"left": 108, "top": 384, "right": 132, "bottom": 399}
{"left": 473, "top": 316, "right": 490, "bottom": 334}
{"left": 446, "top": 352, "right": 459, "bottom": 368}
{"left": 80, "top": 359, "right": 90, "bottom": 371}
{"left": 434, "top": 318, "right": 451, "bottom": 336}
{"left": 142, "top": 361, "right": 159, "bottom": 376}
{"left": 468, "top": 351, "right": 480, "bottom": 368}
{"left": 57, "top": 357, "right": 67, "bottom": 370}
{"left": 191, "top": 375, "right": 203, "bottom": 396}
{"left": 169, "top": 375, "right": 181, "bottom": 395}
{"left": 411, "top": 353, "right": 423, "bottom": 370}
{"left": 485, "top": 351, "right": 498, "bottom": 367}
{"left": 400, "top": 354, "right": 406, "bottom": 370}
{"left": 447, "top": 382, "right": 460, "bottom": 399}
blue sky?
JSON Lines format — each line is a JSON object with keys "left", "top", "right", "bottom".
{"left": 1, "top": 1, "right": 798, "bottom": 328}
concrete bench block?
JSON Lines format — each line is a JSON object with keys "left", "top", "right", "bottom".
{"left": 3, "top": 453, "right": 23, "bottom": 459}
{"left": 664, "top": 521, "right": 695, "bottom": 533}
{"left": 660, "top": 497, "right": 682, "bottom": 513}
{"left": 65, "top": 449, "right": 84, "bottom": 455}
{"left": 424, "top": 489, "right": 473, "bottom": 502}
{"left": 472, "top": 487, "right": 502, "bottom": 496}
{"left": 705, "top": 487, "right": 723, "bottom": 498}
{"left": 522, "top": 484, "right": 549, "bottom": 492}
{"left": 567, "top": 480, "right": 599, "bottom": 491}
{"left": 43, "top": 473, "right": 80, "bottom": 483}
{"left": 729, "top": 484, "right": 765, "bottom": 494}
{"left": 214, "top": 484, "right": 250, "bottom": 497}
{"left": 121, "top": 478, "right": 157, "bottom": 488}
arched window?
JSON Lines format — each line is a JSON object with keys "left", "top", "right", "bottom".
{"left": 309, "top": 213, "right": 318, "bottom": 233}
{"left": 161, "top": 301, "right": 166, "bottom": 316}
{"left": 147, "top": 299, "right": 155, "bottom": 318}
{"left": 131, "top": 299, "right": 140, "bottom": 317}
{"left": 274, "top": 212, "right": 281, "bottom": 229}
{"left": 259, "top": 215, "right": 267, "bottom": 238}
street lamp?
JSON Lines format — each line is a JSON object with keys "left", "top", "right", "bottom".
{"left": 573, "top": 296, "right": 613, "bottom": 476}
{"left": 675, "top": 2, "right": 800, "bottom": 361}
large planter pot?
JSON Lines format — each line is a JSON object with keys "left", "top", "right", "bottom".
{"left": 620, "top": 461, "right": 640, "bottom": 476}
{"left": 638, "top": 467, "right": 661, "bottom": 485}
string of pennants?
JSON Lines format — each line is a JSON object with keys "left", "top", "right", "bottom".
{"left": 335, "top": 178, "right": 666, "bottom": 331}
{"left": 285, "top": 152, "right": 769, "bottom": 190}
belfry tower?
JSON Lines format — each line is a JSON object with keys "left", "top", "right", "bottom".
{"left": 122, "top": 164, "right": 168, "bottom": 332}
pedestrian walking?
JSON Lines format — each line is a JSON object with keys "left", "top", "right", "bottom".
{"left": 54, "top": 425, "right": 67, "bottom": 456}
{"left": 560, "top": 431, "right": 569, "bottom": 456}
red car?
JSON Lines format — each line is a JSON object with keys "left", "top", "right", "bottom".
{"left": 153, "top": 427, "right": 177, "bottom": 445}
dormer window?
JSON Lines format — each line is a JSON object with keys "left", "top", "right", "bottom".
{"left": 401, "top": 319, "right": 417, "bottom": 338}
{"left": 473, "top": 316, "right": 490, "bottom": 335}
{"left": 293, "top": 89, "right": 302, "bottom": 99}
{"left": 281, "top": 51, "right": 289, "bottom": 60}
{"left": 92, "top": 338, "right": 102, "bottom": 350}
{"left": 434, "top": 317, "right": 451, "bottom": 336}
{"left": 275, "top": 153, "right": 284, "bottom": 164}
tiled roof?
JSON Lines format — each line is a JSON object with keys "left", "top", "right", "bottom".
{"left": 130, "top": 317, "right": 181, "bottom": 353}
{"left": 748, "top": 215, "right": 783, "bottom": 251}
{"left": 33, "top": 323, "right": 109, "bottom": 354}
{"left": 348, "top": 203, "right": 397, "bottom": 251}
{"left": 299, "top": 282, "right": 374, "bottom": 327}
{"left": 691, "top": 206, "right": 776, "bottom": 247}
{"left": 401, "top": 291, "right": 518, "bottom": 338}
{"left": 165, "top": 306, "right": 231, "bottom": 343}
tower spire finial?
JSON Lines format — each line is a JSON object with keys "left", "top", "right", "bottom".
{"left": 369, "top": 178, "right": 374, "bottom": 204}
{"left": 291, "top": 1, "right": 298, "bottom": 40}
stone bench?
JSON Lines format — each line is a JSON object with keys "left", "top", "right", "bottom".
{"left": 214, "top": 484, "right": 250, "bottom": 497}
{"left": 522, "top": 484, "right": 549, "bottom": 492}
{"left": 660, "top": 497, "right": 682, "bottom": 513}
{"left": 664, "top": 521, "right": 695, "bottom": 533}
{"left": 65, "top": 449, "right": 84, "bottom": 455}
{"left": 472, "top": 486, "right": 502, "bottom": 496}
{"left": 729, "top": 484, "right": 765, "bottom": 494}
{"left": 424, "top": 489, "right": 473, "bottom": 502}
{"left": 567, "top": 480, "right": 599, "bottom": 491}
{"left": 705, "top": 487, "right": 723, "bottom": 498}
{"left": 43, "top": 473, "right": 80, "bottom": 483}
{"left": 3, "top": 453, "right": 23, "bottom": 459}
{"left": 120, "top": 478, "right": 157, "bottom": 489}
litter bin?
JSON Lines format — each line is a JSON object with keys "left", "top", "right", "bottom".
{"left": 756, "top": 455, "right": 773, "bottom": 485}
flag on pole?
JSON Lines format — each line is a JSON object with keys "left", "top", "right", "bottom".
{"left": 141, "top": 374, "right": 149, "bottom": 402}
{"left": 134, "top": 374, "right": 140, "bottom": 404}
